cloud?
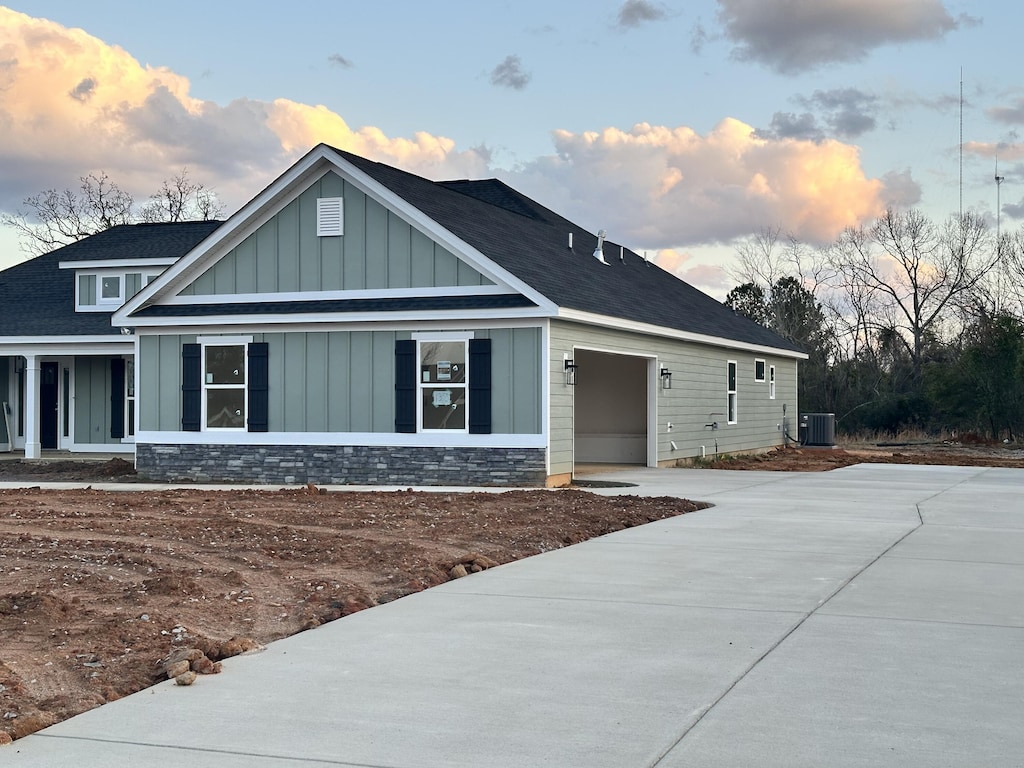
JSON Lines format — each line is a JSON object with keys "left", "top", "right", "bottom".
{"left": 878, "top": 169, "right": 922, "bottom": 209}
{"left": 490, "top": 54, "right": 530, "bottom": 90}
{"left": 988, "top": 98, "right": 1024, "bottom": 125}
{"left": 653, "top": 248, "right": 731, "bottom": 295}
{"left": 762, "top": 88, "right": 878, "bottom": 141}
{"left": 717, "top": 0, "right": 960, "bottom": 74}
{"left": 508, "top": 119, "right": 886, "bottom": 249}
{"left": 327, "top": 53, "right": 354, "bottom": 69}
{"left": 0, "top": 7, "right": 489, "bottom": 214}
{"left": 617, "top": 0, "right": 668, "bottom": 29}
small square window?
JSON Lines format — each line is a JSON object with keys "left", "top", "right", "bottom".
{"left": 100, "top": 275, "right": 122, "bottom": 302}
{"left": 755, "top": 359, "right": 766, "bottom": 382}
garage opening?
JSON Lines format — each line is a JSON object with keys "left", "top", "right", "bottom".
{"left": 572, "top": 349, "right": 652, "bottom": 468}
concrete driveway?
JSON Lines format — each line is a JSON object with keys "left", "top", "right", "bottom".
{"left": 6, "top": 464, "right": 1024, "bottom": 767}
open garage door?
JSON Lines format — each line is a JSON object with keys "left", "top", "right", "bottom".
{"left": 572, "top": 349, "right": 653, "bottom": 467}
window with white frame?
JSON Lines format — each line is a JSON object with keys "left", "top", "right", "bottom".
{"left": 769, "top": 364, "right": 776, "bottom": 400}
{"left": 99, "top": 274, "right": 123, "bottom": 303}
{"left": 418, "top": 339, "right": 468, "bottom": 431}
{"left": 203, "top": 344, "right": 246, "bottom": 429}
{"left": 754, "top": 358, "right": 766, "bottom": 382}
{"left": 727, "top": 360, "right": 738, "bottom": 424}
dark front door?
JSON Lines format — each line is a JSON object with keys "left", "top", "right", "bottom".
{"left": 40, "top": 362, "right": 59, "bottom": 450}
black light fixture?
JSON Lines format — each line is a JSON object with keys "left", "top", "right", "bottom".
{"left": 660, "top": 366, "right": 672, "bottom": 390}
{"left": 564, "top": 358, "right": 578, "bottom": 386}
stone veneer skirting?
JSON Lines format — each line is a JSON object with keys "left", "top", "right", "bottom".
{"left": 135, "top": 443, "right": 548, "bottom": 486}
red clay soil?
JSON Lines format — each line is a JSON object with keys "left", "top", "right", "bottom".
{"left": 697, "top": 442, "right": 1024, "bottom": 471}
{"left": 0, "top": 483, "right": 703, "bottom": 743}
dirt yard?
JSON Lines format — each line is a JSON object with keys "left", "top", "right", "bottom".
{"left": 696, "top": 440, "right": 1024, "bottom": 471}
{"left": 0, "top": 476, "right": 703, "bottom": 743}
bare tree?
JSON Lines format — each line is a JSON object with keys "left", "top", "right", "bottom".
{"left": 1, "top": 173, "right": 135, "bottom": 257}
{"left": 139, "top": 168, "right": 224, "bottom": 223}
{"left": 829, "top": 208, "right": 995, "bottom": 383}
{"left": 2, "top": 169, "right": 224, "bottom": 259}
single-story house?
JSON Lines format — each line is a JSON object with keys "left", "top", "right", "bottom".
{"left": 3, "top": 144, "right": 806, "bottom": 485}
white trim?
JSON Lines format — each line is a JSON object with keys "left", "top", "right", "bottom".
{"left": 557, "top": 309, "right": 808, "bottom": 360}
{"left": 541, "top": 319, "right": 551, "bottom": 476}
{"left": 135, "top": 431, "right": 545, "bottom": 449}
{"left": 164, "top": 284, "right": 515, "bottom": 305}
{"left": 754, "top": 358, "right": 766, "bottom": 382}
{"left": 123, "top": 306, "right": 552, "bottom": 329}
{"left": 769, "top": 364, "right": 777, "bottom": 400}
{"left": 411, "top": 330, "right": 475, "bottom": 341}
{"left": 60, "top": 258, "right": 178, "bottom": 270}
{"left": 195, "top": 335, "right": 254, "bottom": 345}
{"left": 0, "top": 339, "right": 134, "bottom": 357}
{"left": 132, "top": 318, "right": 545, "bottom": 338}
{"left": 646, "top": 357, "right": 658, "bottom": 468}
{"left": 114, "top": 146, "right": 560, "bottom": 325}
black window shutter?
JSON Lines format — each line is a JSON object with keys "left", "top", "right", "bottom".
{"left": 469, "top": 338, "right": 492, "bottom": 434}
{"left": 395, "top": 339, "right": 416, "bottom": 433}
{"left": 110, "top": 357, "right": 125, "bottom": 439}
{"left": 181, "top": 343, "right": 201, "bottom": 432}
{"left": 247, "top": 342, "right": 269, "bottom": 432}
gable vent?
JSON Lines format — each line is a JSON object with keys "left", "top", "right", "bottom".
{"left": 317, "top": 197, "right": 344, "bottom": 237}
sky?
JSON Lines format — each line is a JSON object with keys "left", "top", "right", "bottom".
{"left": 0, "top": 0, "right": 1020, "bottom": 298}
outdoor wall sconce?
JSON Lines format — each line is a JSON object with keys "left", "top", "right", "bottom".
{"left": 564, "top": 358, "right": 578, "bottom": 386}
{"left": 660, "top": 366, "right": 672, "bottom": 389}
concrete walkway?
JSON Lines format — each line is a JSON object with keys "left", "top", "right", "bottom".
{"left": 5, "top": 464, "right": 1023, "bottom": 766}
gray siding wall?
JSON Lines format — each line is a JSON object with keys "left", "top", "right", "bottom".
{"left": 549, "top": 320, "right": 799, "bottom": 476}
{"left": 139, "top": 327, "right": 542, "bottom": 435}
{"left": 74, "top": 356, "right": 120, "bottom": 445}
{"left": 180, "top": 172, "right": 493, "bottom": 295}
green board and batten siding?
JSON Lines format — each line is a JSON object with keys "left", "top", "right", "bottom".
{"left": 138, "top": 328, "right": 542, "bottom": 435}
{"left": 180, "top": 172, "right": 493, "bottom": 296}
{"left": 74, "top": 357, "right": 121, "bottom": 446}
{"left": 548, "top": 320, "right": 798, "bottom": 476}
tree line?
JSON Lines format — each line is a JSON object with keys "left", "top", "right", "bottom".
{"left": 725, "top": 210, "right": 1024, "bottom": 441}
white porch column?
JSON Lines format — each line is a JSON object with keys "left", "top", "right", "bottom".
{"left": 24, "top": 354, "right": 40, "bottom": 459}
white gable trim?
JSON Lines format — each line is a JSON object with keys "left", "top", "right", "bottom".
{"left": 59, "top": 258, "right": 178, "bottom": 270}
{"left": 556, "top": 308, "right": 809, "bottom": 360}
{"left": 115, "top": 144, "right": 556, "bottom": 325}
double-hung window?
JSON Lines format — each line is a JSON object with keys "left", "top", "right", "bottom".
{"left": 769, "top": 364, "right": 776, "bottom": 400}
{"left": 418, "top": 339, "right": 468, "bottom": 432}
{"left": 182, "top": 338, "right": 267, "bottom": 433}
{"left": 203, "top": 343, "right": 247, "bottom": 430}
{"left": 727, "top": 360, "right": 738, "bottom": 424}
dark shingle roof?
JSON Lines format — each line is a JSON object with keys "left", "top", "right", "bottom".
{"left": 338, "top": 149, "right": 803, "bottom": 353}
{"left": 134, "top": 294, "right": 536, "bottom": 317}
{"left": 0, "top": 221, "right": 221, "bottom": 336}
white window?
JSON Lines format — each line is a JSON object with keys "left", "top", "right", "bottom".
{"left": 317, "top": 197, "right": 344, "bottom": 236}
{"left": 418, "top": 339, "right": 468, "bottom": 432}
{"left": 203, "top": 344, "right": 246, "bottom": 429}
{"left": 126, "top": 358, "right": 136, "bottom": 437}
{"left": 769, "top": 364, "right": 776, "bottom": 400}
{"left": 754, "top": 358, "right": 766, "bottom": 382}
{"left": 727, "top": 360, "right": 738, "bottom": 424}
{"left": 99, "top": 274, "right": 123, "bottom": 304}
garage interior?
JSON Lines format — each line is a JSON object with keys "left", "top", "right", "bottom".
{"left": 572, "top": 349, "right": 651, "bottom": 467}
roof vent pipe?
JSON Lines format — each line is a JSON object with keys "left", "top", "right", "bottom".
{"left": 593, "top": 229, "right": 609, "bottom": 265}
{"left": 568, "top": 232, "right": 573, "bottom": 251}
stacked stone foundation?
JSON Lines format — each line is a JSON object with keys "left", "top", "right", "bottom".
{"left": 136, "top": 444, "right": 547, "bottom": 487}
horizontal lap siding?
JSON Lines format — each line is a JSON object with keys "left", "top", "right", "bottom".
{"left": 549, "top": 320, "right": 798, "bottom": 473}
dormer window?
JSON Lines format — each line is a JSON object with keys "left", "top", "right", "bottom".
{"left": 100, "top": 275, "right": 123, "bottom": 304}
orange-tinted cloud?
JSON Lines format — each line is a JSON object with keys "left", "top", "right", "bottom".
{"left": 509, "top": 119, "right": 886, "bottom": 248}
